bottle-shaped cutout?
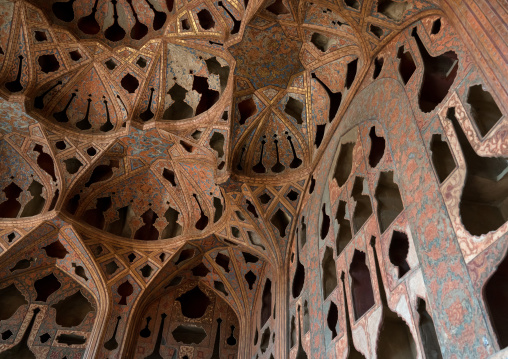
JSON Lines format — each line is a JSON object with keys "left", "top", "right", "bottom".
{"left": 227, "top": 325, "right": 237, "bottom": 346}
{"left": 126, "top": 0, "right": 148, "bottom": 40}
{"left": 210, "top": 318, "right": 223, "bottom": 359}
{"left": 144, "top": 0, "right": 167, "bottom": 30}
{"left": 53, "top": 91, "right": 77, "bottom": 123}
{"left": 10, "top": 258, "right": 34, "bottom": 272}
{"left": 105, "top": 0, "right": 126, "bottom": 42}
{"left": 193, "top": 194, "right": 209, "bottom": 230}
{"left": 144, "top": 313, "right": 167, "bottom": 359}
{"left": 295, "top": 305, "right": 308, "bottom": 359}
{"left": 5, "top": 55, "right": 24, "bottom": 93}
{"left": 34, "top": 81, "right": 62, "bottom": 109}
{"left": 311, "top": 73, "right": 342, "bottom": 123}
{"left": 217, "top": 1, "right": 241, "bottom": 34}
{"left": 140, "top": 88, "right": 155, "bottom": 121}
{"left": 292, "top": 228, "right": 305, "bottom": 298}
{"left": 340, "top": 272, "right": 366, "bottom": 358}
{"left": 370, "top": 236, "right": 417, "bottom": 358}
{"left": 100, "top": 97, "right": 114, "bottom": 132}
{"left": 78, "top": 0, "right": 100, "bottom": 34}
{"left": 0, "top": 307, "right": 40, "bottom": 359}
{"left": 52, "top": 0, "right": 76, "bottom": 22}
{"left": 140, "top": 316, "right": 152, "bottom": 338}
{"left": 271, "top": 134, "right": 286, "bottom": 173}
{"left": 104, "top": 316, "right": 121, "bottom": 350}
{"left": 76, "top": 95, "right": 93, "bottom": 130}
{"left": 287, "top": 134, "right": 303, "bottom": 168}
{"left": 253, "top": 137, "right": 267, "bottom": 173}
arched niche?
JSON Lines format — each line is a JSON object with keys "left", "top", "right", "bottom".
{"left": 129, "top": 280, "right": 239, "bottom": 359}
{"left": 0, "top": 266, "right": 97, "bottom": 358}
{"left": 0, "top": 220, "right": 110, "bottom": 358}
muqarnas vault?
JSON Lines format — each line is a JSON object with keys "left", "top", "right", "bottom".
{"left": 0, "top": 0, "right": 506, "bottom": 358}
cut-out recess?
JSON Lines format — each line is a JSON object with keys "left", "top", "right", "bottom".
{"left": 311, "top": 32, "right": 332, "bottom": 52}
{"left": 430, "top": 133, "right": 456, "bottom": 183}
{"left": 349, "top": 250, "right": 375, "bottom": 320}
{"left": 417, "top": 298, "right": 443, "bottom": 358}
{"left": 300, "top": 217, "right": 307, "bottom": 247}
{"left": 20, "top": 181, "right": 46, "bottom": 217}
{"left": 340, "top": 272, "right": 366, "bottom": 358}
{"left": 0, "top": 284, "right": 27, "bottom": 320}
{"left": 38, "top": 54, "right": 60, "bottom": 74}
{"left": 370, "top": 24, "right": 383, "bottom": 39}
{"left": 56, "top": 333, "right": 86, "bottom": 345}
{"left": 215, "top": 252, "right": 231, "bottom": 272}
{"left": 466, "top": 84, "right": 503, "bottom": 137}
{"left": 320, "top": 204, "right": 330, "bottom": 239}
{"left": 271, "top": 209, "right": 290, "bottom": 237}
{"left": 312, "top": 73, "right": 342, "bottom": 123}
{"left": 303, "top": 300, "right": 310, "bottom": 333}
{"left": 373, "top": 56, "right": 384, "bottom": 79}
{"left": 344, "top": 0, "right": 359, "bottom": 10}
{"left": 377, "top": 0, "right": 410, "bottom": 21}
{"left": 389, "top": 231, "right": 411, "bottom": 279}
{"left": 260, "top": 327, "right": 271, "bottom": 353}
{"left": 346, "top": 59, "right": 358, "bottom": 89}
{"left": 447, "top": 108, "right": 508, "bottom": 236}
{"left": 10, "top": 258, "right": 34, "bottom": 272}
{"left": 285, "top": 97, "right": 304, "bottom": 124}
{"left": 397, "top": 46, "right": 416, "bottom": 85}
{"left": 266, "top": 0, "right": 290, "bottom": 15}
{"left": 238, "top": 98, "right": 256, "bottom": 125}
{"left": 368, "top": 127, "right": 385, "bottom": 168}
{"left": 260, "top": 279, "right": 272, "bottom": 328}
{"left": 411, "top": 27, "right": 458, "bottom": 113}
{"left": 431, "top": 18, "right": 441, "bottom": 34}
{"left": 0, "top": 330, "right": 12, "bottom": 341}
{"left": 117, "top": 280, "right": 134, "bottom": 305}
{"left": 210, "top": 132, "right": 225, "bottom": 158}
{"left": 314, "top": 124, "right": 326, "bottom": 148}
{"left": 192, "top": 262, "right": 210, "bottom": 277}
{"left": 34, "top": 273, "right": 61, "bottom": 302}
{"left": 292, "top": 228, "right": 305, "bottom": 298}
{"left": 176, "top": 286, "right": 211, "bottom": 319}
{"left": 175, "top": 248, "right": 195, "bottom": 265}
{"left": 243, "top": 251, "right": 259, "bottom": 263}
{"left": 0, "top": 183, "right": 22, "bottom": 218}
{"left": 351, "top": 177, "right": 373, "bottom": 233}
{"left": 245, "top": 270, "right": 257, "bottom": 290}
{"left": 227, "top": 325, "right": 237, "bottom": 346}
{"left": 371, "top": 237, "right": 417, "bottom": 358}
{"left": 52, "top": 291, "right": 94, "bottom": 327}
{"left": 335, "top": 200, "right": 352, "bottom": 255}
{"left": 333, "top": 142, "right": 355, "bottom": 187}
{"left": 197, "top": 9, "right": 215, "bottom": 29}
{"left": 375, "top": 171, "right": 404, "bottom": 233}
{"left": 326, "top": 301, "right": 339, "bottom": 339}
{"left": 295, "top": 305, "right": 308, "bottom": 359}
{"left": 43, "top": 240, "right": 69, "bottom": 259}
{"left": 290, "top": 315, "right": 296, "bottom": 347}
{"left": 172, "top": 325, "right": 207, "bottom": 344}
{"left": 322, "top": 246, "right": 337, "bottom": 299}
